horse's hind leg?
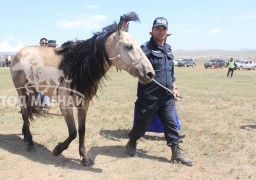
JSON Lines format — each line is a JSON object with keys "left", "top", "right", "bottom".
{"left": 77, "top": 101, "right": 94, "bottom": 166}
{"left": 18, "top": 88, "right": 36, "bottom": 151}
{"left": 53, "top": 106, "right": 77, "bottom": 156}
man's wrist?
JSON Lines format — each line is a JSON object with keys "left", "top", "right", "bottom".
{"left": 173, "top": 86, "right": 178, "bottom": 90}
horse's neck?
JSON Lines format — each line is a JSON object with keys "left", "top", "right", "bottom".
{"left": 105, "top": 33, "right": 118, "bottom": 59}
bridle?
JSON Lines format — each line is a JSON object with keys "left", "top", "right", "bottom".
{"left": 108, "top": 50, "right": 144, "bottom": 74}
{"left": 107, "top": 28, "right": 146, "bottom": 73}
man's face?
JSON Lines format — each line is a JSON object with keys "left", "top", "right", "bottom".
{"left": 152, "top": 26, "right": 168, "bottom": 43}
{"left": 40, "top": 40, "right": 48, "bottom": 46}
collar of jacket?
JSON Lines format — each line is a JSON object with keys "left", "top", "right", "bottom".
{"left": 149, "top": 37, "right": 171, "bottom": 51}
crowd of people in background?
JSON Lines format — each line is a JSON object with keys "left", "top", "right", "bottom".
{"left": 0, "top": 55, "right": 12, "bottom": 67}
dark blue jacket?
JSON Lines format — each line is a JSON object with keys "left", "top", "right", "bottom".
{"left": 137, "top": 37, "right": 176, "bottom": 100}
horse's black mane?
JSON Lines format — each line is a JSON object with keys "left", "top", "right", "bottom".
{"left": 56, "top": 12, "right": 140, "bottom": 99}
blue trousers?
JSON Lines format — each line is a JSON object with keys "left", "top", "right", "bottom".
{"left": 129, "top": 98, "right": 180, "bottom": 146}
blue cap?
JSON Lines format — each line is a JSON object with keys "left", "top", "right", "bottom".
{"left": 152, "top": 17, "right": 168, "bottom": 29}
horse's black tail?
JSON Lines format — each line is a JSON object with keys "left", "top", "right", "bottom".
{"left": 25, "top": 92, "right": 50, "bottom": 121}
{"left": 28, "top": 106, "right": 50, "bottom": 121}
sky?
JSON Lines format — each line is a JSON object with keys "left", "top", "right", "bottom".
{"left": 0, "top": 0, "right": 256, "bottom": 52}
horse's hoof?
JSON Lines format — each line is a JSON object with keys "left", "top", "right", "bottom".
{"left": 82, "top": 158, "right": 94, "bottom": 166}
{"left": 53, "top": 144, "right": 63, "bottom": 156}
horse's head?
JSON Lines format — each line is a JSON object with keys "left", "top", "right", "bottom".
{"left": 106, "top": 12, "right": 155, "bottom": 84}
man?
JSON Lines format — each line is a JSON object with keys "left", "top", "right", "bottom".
{"left": 126, "top": 17, "right": 192, "bottom": 166}
{"left": 37, "top": 37, "right": 51, "bottom": 106}
{"left": 39, "top": 38, "right": 48, "bottom": 46}
{"left": 226, "top": 58, "right": 237, "bottom": 78}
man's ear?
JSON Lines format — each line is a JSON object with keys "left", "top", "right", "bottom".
{"left": 149, "top": 32, "right": 153, "bottom": 36}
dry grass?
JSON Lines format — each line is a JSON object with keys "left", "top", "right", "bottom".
{"left": 0, "top": 67, "right": 256, "bottom": 179}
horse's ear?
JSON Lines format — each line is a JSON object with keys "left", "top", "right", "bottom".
{"left": 117, "top": 16, "right": 129, "bottom": 34}
{"left": 117, "top": 12, "right": 140, "bottom": 34}
{"left": 121, "top": 21, "right": 129, "bottom": 32}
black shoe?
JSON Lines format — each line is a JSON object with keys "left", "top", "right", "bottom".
{"left": 179, "top": 134, "right": 186, "bottom": 139}
{"left": 171, "top": 144, "right": 193, "bottom": 166}
{"left": 125, "top": 139, "right": 137, "bottom": 156}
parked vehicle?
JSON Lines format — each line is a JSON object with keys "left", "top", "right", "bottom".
{"left": 173, "top": 59, "right": 182, "bottom": 66}
{"left": 204, "top": 59, "right": 225, "bottom": 69}
{"left": 177, "top": 58, "right": 196, "bottom": 67}
{"left": 235, "top": 60, "right": 256, "bottom": 70}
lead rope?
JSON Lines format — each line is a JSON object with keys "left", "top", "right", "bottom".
{"left": 152, "top": 79, "right": 186, "bottom": 121}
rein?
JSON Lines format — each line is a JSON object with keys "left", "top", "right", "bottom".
{"left": 152, "top": 78, "right": 186, "bottom": 121}
{"left": 152, "top": 79, "right": 175, "bottom": 95}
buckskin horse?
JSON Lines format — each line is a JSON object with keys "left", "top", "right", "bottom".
{"left": 10, "top": 12, "right": 154, "bottom": 166}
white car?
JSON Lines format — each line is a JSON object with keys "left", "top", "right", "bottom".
{"left": 173, "top": 59, "right": 182, "bottom": 66}
{"left": 235, "top": 60, "right": 256, "bottom": 70}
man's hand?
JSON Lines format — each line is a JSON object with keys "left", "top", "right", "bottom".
{"left": 173, "top": 88, "right": 181, "bottom": 101}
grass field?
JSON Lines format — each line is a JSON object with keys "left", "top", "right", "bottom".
{"left": 0, "top": 67, "right": 255, "bottom": 179}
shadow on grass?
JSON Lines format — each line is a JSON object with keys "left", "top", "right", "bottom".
{"left": 97, "top": 129, "right": 170, "bottom": 163}
{"left": 0, "top": 133, "right": 102, "bottom": 172}
{"left": 87, "top": 145, "right": 170, "bottom": 164}
{"left": 99, "top": 129, "right": 165, "bottom": 141}
{"left": 240, "top": 125, "right": 256, "bottom": 132}
{"left": 1, "top": 133, "right": 169, "bottom": 171}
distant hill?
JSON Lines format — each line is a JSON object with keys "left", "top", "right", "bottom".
{"left": 173, "top": 49, "right": 256, "bottom": 60}
{"left": 0, "top": 52, "right": 16, "bottom": 56}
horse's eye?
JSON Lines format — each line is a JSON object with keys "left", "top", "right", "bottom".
{"left": 126, "top": 44, "right": 133, "bottom": 50}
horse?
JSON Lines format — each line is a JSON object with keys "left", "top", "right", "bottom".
{"left": 11, "top": 59, "right": 69, "bottom": 95}
{"left": 10, "top": 12, "right": 155, "bottom": 166}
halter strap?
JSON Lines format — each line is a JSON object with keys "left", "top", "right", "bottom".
{"left": 127, "top": 57, "right": 143, "bottom": 73}
{"left": 108, "top": 54, "right": 143, "bottom": 73}
{"left": 108, "top": 55, "right": 120, "bottom": 61}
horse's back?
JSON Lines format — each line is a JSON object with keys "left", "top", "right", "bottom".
{"left": 10, "top": 46, "right": 63, "bottom": 88}
{"left": 11, "top": 46, "right": 62, "bottom": 68}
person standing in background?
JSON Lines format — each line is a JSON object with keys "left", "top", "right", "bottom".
{"left": 38, "top": 37, "right": 51, "bottom": 106}
{"left": 39, "top": 38, "right": 48, "bottom": 46}
{"left": 226, "top": 58, "right": 237, "bottom": 78}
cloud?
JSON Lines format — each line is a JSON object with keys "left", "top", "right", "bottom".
{"left": 208, "top": 28, "right": 221, "bottom": 34}
{"left": 0, "top": 39, "right": 24, "bottom": 52}
{"left": 86, "top": 4, "right": 99, "bottom": 9}
{"left": 57, "top": 14, "right": 107, "bottom": 29}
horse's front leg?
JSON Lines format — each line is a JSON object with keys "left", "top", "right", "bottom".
{"left": 53, "top": 106, "right": 77, "bottom": 156}
{"left": 77, "top": 101, "right": 93, "bottom": 166}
